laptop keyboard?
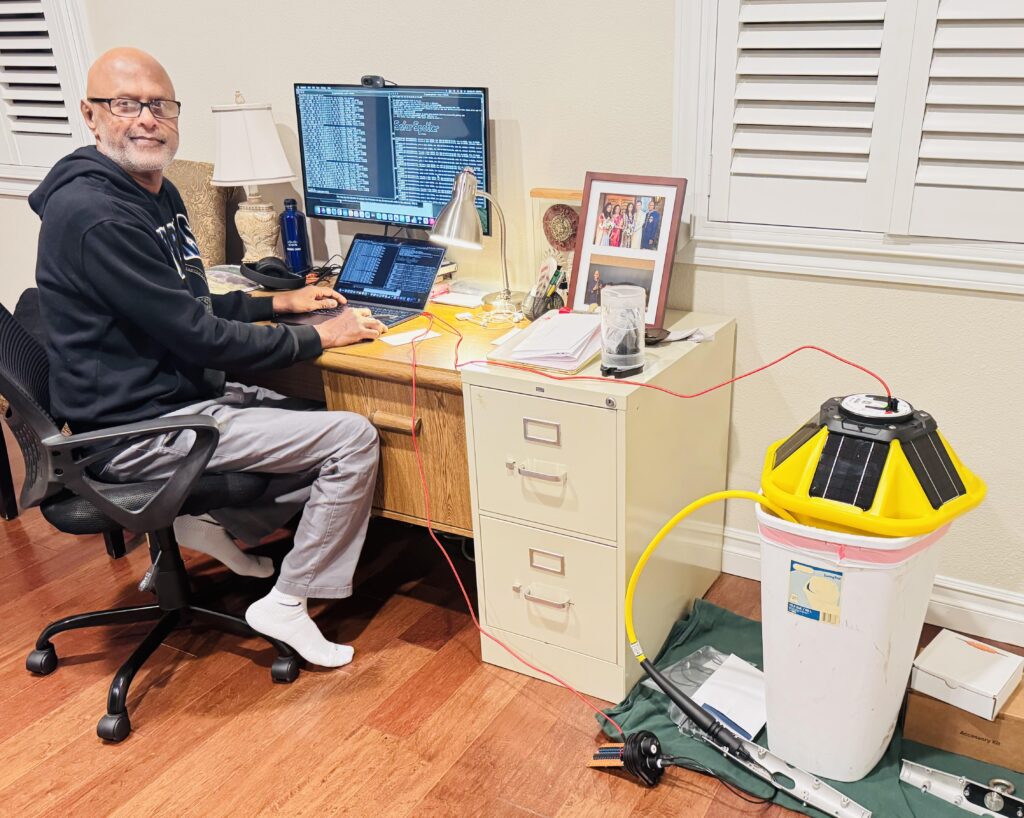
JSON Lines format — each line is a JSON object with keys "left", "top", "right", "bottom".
{"left": 307, "top": 305, "right": 414, "bottom": 326}
{"left": 373, "top": 309, "right": 411, "bottom": 325}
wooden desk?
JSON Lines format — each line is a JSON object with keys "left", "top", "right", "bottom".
{"left": 241, "top": 303, "right": 519, "bottom": 538}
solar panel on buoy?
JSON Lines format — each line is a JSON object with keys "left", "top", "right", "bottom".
{"left": 810, "top": 433, "right": 886, "bottom": 511}
{"left": 761, "top": 393, "right": 985, "bottom": 537}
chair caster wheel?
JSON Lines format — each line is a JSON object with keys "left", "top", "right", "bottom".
{"left": 97, "top": 712, "right": 131, "bottom": 742}
{"left": 271, "top": 655, "right": 300, "bottom": 683}
{"left": 26, "top": 646, "right": 58, "bottom": 675}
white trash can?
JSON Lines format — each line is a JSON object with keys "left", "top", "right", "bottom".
{"left": 756, "top": 505, "right": 949, "bottom": 781}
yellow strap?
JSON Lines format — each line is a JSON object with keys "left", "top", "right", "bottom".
{"left": 625, "top": 491, "right": 795, "bottom": 663}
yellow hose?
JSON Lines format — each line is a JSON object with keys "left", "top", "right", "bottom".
{"left": 625, "top": 490, "right": 796, "bottom": 663}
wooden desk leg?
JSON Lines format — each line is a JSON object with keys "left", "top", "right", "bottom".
{"left": 0, "top": 428, "right": 18, "bottom": 521}
{"left": 104, "top": 529, "right": 127, "bottom": 559}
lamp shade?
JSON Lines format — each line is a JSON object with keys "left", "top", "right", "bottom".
{"left": 430, "top": 169, "right": 484, "bottom": 249}
{"left": 210, "top": 100, "right": 295, "bottom": 187}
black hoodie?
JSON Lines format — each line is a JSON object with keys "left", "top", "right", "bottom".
{"left": 29, "top": 146, "right": 322, "bottom": 430}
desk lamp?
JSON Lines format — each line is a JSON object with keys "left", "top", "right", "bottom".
{"left": 211, "top": 92, "right": 296, "bottom": 263}
{"left": 430, "top": 168, "right": 525, "bottom": 321}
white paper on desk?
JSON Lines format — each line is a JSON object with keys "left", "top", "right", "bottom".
{"left": 431, "top": 292, "right": 483, "bottom": 308}
{"left": 380, "top": 329, "right": 441, "bottom": 347}
{"left": 506, "top": 313, "right": 600, "bottom": 361}
{"left": 691, "top": 654, "right": 767, "bottom": 740}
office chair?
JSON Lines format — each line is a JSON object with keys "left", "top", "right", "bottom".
{"left": 2, "top": 288, "right": 126, "bottom": 557}
{"left": 0, "top": 302, "right": 301, "bottom": 742}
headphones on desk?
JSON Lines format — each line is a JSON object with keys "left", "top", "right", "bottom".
{"left": 239, "top": 257, "right": 305, "bottom": 291}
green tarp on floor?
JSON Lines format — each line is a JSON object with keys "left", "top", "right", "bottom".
{"left": 600, "top": 600, "right": 1021, "bottom": 817}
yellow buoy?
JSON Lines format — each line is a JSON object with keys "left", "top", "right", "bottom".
{"left": 761, "top": 394, "right": 985, "bottom": 537}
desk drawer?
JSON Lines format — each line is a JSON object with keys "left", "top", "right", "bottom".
{"left": 323, "top": 371, "right": 471, "bottom": 535}
{"left": 470, "top": 387, "right": 616, "bottom": 540}
{"left": 479, "top": 516, "right": 617, "bottom": 663}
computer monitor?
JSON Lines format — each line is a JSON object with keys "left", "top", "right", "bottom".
{"left": 294, "top": 84, "right": 490, "bottom": 235}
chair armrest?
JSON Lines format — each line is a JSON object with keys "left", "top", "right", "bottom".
{"left": 41, "top": 415, "right": 220, "bottom": 533}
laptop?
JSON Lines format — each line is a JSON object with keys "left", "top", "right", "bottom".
{"left": 278, "top": 234, "right": 446, "bottom": 329}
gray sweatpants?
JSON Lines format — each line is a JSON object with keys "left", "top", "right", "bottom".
{"left": 98, "top": 382, "right": 379, "bottom": 598}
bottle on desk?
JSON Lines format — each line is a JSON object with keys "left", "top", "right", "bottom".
{"left": 280, "top": 198, "right": 311, "bottom": 274}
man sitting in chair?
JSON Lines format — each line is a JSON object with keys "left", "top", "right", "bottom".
{"left": 28, "top": 47, "right": 388, "bottom": 669}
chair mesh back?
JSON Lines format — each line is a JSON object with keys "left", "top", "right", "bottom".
{"left": 0, "top": 302, "right": 50, "bottom": 411}
{"left": 0, "top": 302, "right": 60, "bottom": 506}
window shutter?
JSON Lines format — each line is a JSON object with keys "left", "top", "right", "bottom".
{"left": 708, "top": 0, "right": 915, "bottom": 231}
{"left": 896, "top": 0, "right": 1024, "bottom": 243}
{"left": 0, "top": 0, "right": 78, "bottom": 168}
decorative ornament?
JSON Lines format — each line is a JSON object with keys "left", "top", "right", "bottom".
{"left": 542, "top": 204, "right": 579, "bottom": 253}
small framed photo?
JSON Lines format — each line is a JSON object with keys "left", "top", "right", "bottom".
{"left": 567, "top": 172, "right": 687, "bottom": 327}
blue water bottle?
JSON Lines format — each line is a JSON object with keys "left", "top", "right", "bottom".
{"left": 280, "top": 198, "right": 311, "bottom": 274}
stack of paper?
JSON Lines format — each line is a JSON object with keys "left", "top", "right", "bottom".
{"left": 503, "top": 313, "right": 601, "bottom": 371}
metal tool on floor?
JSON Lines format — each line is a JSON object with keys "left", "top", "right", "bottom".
{"left": 900, "top": 759, "right": 1022, "bottom": 816}
{"left": 591, "top": 729, "right": 871, "bottom": 818}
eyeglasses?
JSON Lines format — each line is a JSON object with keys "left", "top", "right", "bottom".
{"left": 87, "top": 98, "right": 182, "bottom": 119}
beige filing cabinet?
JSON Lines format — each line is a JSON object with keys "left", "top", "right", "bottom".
{"left": 462, "top": 311, "right": 736, "bottom": 702}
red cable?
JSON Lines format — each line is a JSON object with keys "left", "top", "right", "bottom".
{"left": 401, "top": 311, "right": 893, "bottom": 742}
{"left": 445, "top": 339, "right": 891, "bottom": 401}
{"left": 405, "top": 314, "right": 627, "bottom": 739}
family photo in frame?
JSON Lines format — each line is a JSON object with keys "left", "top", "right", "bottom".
{"left": 568, "top": 172, "right": 687, "bottom": 327}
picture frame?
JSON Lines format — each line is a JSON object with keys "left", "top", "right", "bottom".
{"left": 567, "top": 172, "right": 687, "bottom": 328}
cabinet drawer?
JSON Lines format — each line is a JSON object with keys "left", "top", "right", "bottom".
{"left": 323, "top": 371, "right": 471, "bottom": 535}
{"left": 470, "top": 388, "right": 616, "bottom": 540}
{"left": 479, "top": 516, "right": 617, "bottom": 663}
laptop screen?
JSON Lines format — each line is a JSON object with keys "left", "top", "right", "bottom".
{"left": 335, "top": 235, "right": 446, "bottom": 309}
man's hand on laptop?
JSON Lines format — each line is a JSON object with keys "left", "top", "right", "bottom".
{"left": 272, "top": 285, "right": 344, "bottom": 315}
{"left": 314, "top": 308, "right": 388, "bottom": 348}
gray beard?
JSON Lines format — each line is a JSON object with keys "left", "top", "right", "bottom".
{"left": 99, "top": 140, "right": 176, "bottom": 174}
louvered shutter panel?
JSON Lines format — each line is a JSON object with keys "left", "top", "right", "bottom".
{"left": 0, "top": 0, "right": 77, "bottom": 168}
{"left": 899, "top": 0, "right": 1024, "bottom": 243}
{"left": 708, "top": 0, "right": 914, "bottom": 231}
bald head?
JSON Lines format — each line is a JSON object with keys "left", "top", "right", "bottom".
{"left": 81, "top": 47, "right": 179, "bottom": 191}
{"left": 86, "top": 47, "right": 175, "bottom": 100}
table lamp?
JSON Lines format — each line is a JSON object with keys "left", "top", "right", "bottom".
{"left": 211, "top": 92, "right": 296, "bottom": 263}
{"left": 430, "top": 168, "right": 525, "bottom": 320}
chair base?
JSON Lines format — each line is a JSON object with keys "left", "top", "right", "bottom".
{"left": 27, "top": 600, "right": 301, "bottom": 743}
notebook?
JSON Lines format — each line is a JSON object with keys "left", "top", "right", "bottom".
{"left": 278, "top": 234, "right": 446, "bottom": 329}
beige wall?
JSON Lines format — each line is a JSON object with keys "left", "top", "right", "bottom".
{"left": 86, "top": 0, "right": 677, "bottom": 285}
{"left": 0, "top": 195, "right": 45, "bottom": 307}
{"left": 1, "top": 0, "right": 1021, "bottom": 595}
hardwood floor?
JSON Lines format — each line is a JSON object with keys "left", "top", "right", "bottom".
{"left": 0, "top": 425, "right": 795, "bottom": 817}
{"left": 3, "top": 424, "right": 1016, "bottom": 817}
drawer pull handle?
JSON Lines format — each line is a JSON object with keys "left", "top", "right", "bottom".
{"left": 370, "top": 410, "right": 422, "bottom": 436}
{"left": 515, "top": 585, "right": 572, "bottom": 610}
{"left": 517, "top": 465, "right": 565, "bottom": 483}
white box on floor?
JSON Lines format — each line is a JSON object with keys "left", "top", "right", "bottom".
{"left": 910, "top": 629, "right": 1024, "bottom": 721}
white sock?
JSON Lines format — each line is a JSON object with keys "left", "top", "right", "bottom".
{"left": 245, "top": 587, "right": 355, "bottom": 668}
{"left": 172, "top": 514, "right": 274, "bottom": 578}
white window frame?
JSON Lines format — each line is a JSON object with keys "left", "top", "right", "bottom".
{"left": 0, "top": 0, "right": 92, "bottom": 197}
{"left": 674, "top": 0, "right": 1024, "bottom": 296}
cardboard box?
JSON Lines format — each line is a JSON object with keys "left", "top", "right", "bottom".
{"left": 904, "top": 683, "right": 1024, "bottom": 773}
{"left": 910, "top": 629, "right": 1024, "bottom": 720}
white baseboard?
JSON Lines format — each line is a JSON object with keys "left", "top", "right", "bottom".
{"left": 722, "top": 527, "right": 1024, "bottom": 647}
